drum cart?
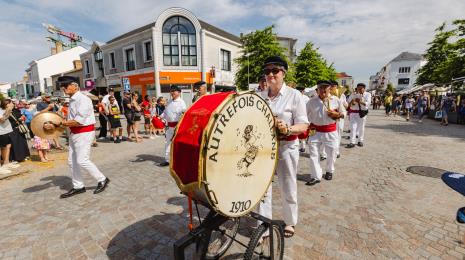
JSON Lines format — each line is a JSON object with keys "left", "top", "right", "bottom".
{"left": 173, "top": 199, "right": 285, "bottom": 260}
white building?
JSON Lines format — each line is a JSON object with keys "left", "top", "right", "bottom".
{"left": 277, "top": 36, "right": 297, "bottom": 62}
{"left": 0, "top": 83, "right": 11, "bottom": 96}
{"left": 372, "top": 52, "right": 426, "bottom": 91}
{"left": 100, "top": 7, "right": 242, "bottom": 106}
{"left": 25, "top": 46, "right": 88, "bottom": 96}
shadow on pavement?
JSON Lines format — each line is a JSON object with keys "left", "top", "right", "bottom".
{"left": 106, "top": 196, "right": 254, "bottom": 259}
{"left": 131, "top": 154, "right": 166, "bottom": 164}
{"left": 106, "top": 196, "right": 191, "bottom": 259}
{"left": 22, "top": 175, "right": 72, "bottom": 193}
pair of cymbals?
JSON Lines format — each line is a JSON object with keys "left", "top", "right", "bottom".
{"left": 31, "top": 112, "right": 65, "bottom": 139}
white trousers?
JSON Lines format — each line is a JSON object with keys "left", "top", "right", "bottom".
{"left": 319, "top": 143, "right": 327, "bottom": 158}
{"left": 165, "top": 127, "right": 175, "bottom": 162}
{"left": 349, "top": 113, "right": 367, "bottom": 144}
{"left": 308, "top": 132, "right": 338, "bottom": 180}
{"left": 68, "top": 131, "right": 106, "bottom": 189}
{"left": 299, "top": 139, "right": 306, "bottom": 150}
{"left": 336, "top": 118, "right": 344, "bottom": 155}
{"left": 257, "top": 142, "right": 299, "bottom": 226}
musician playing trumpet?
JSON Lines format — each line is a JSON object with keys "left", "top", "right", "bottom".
{"left": 305, "top": 80, "right": 346, "bottom": 186}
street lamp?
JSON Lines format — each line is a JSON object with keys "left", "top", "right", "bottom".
{"left": 245, "top": 52, "right": 251, "bottom": 89}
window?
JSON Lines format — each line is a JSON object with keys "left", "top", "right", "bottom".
{"left": 398, "top": 67, "right": 411, "bottom": 73}
{"left": 341, "top": 79, "right": 346, "bottom": 86}
{"left": 398, "top": 78, "right": 410, "bottom": 85}
{"left": 221, "top": 49, "right": 231, "bottom": 71}
{"left": 124, "top": 47, "right": 135, "bottom": 71}
{"left": 109, "top": 52, "right": 116, "bottom": 69}
{"left": 162, "top": 16, "right": 197, "bottom": 66}
{"left": 85, "top": 60, "right": 90, "bottom": 74}
{"left": 143, "top": 40, "right": 153, "bottom": 62}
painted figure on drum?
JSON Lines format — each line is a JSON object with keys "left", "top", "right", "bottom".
{"left": 237, "top": 125, "right": 259, "bottom": 177}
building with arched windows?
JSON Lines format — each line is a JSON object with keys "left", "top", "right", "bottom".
{"left": 97, "top": 7, "right": 242, "bottom": 105}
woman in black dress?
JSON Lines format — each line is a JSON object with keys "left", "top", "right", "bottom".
{"left": 7, "top": 100, "right": 30, "bottom": 162}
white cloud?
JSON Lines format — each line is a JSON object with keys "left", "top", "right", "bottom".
{"left": 0, "top": 0, "right": 464, "bottom": 83}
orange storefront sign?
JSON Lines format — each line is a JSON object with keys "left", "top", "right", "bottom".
{"left": 122, "top": 72, "right": 155, "bottom": 86}
{"left": 159, "top": 71, "right": 214, "bottom": 84}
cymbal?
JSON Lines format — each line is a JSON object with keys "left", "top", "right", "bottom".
{"left": 31, "top": 112, "right": 65, "bottom": 139}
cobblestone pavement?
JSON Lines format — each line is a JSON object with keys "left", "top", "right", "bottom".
{"left": 1, "top": 110, "right": 465, "bottom": 259}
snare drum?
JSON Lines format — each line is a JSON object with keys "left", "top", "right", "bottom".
{"left": 170, "top": 92, "right": 278, "bottom": 217}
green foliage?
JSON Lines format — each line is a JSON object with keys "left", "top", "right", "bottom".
{"left": 294, "top": 42, "right": 336, "bottom": 88}
{"left": 234, "top": 26, "right": 288, "bottom": 90}
{"left": 386, "top": 83, "right": 395, "bottom": 94}
{"left": 417, "top": 20, "right": 465, "bottom": 85}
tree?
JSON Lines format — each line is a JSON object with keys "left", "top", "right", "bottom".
{"left": 294, "top": 42, "right": 336, "bottom": 88}
{"left": 386, "top": 83, "right": 395, "bottom": 94}
{"left": 416, "top": 22, "right": 460, "bottom": 85}
{"left": 234, "top": 26, "right": 288, "bottom": 90}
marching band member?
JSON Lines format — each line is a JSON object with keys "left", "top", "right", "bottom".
{"left": 306, "top": 81, "right": 346, "bottom": 186}
{"left": 192, "top": 81, "right": 208, "bottom": 103}
{"left": 57, "top": 76, "right": 109, "bottom": 198}
{"left": 158, "top": 85, "right": 186, "bottom": 167}
{"left": 347, "top": 83, "right": 371, "bottom": 148}
{"left": 330, "top": 80, "right": 348, "bottom": 158}
{"left": 296, "top": 86, "right": 310, "bottom": 153}
{"left": 257, "top": 56, "right": 309, "bottom": 238}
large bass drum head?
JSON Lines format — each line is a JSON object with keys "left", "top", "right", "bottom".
{"left": 201, "top": 92, "right": 278, "bottom": 217}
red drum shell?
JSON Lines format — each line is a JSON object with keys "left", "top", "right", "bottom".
{"left": 151, "top": 117, "right": 165, "bottom": 129}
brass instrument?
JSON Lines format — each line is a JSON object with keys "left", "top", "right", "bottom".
{"left": 31, "top": 112, "right": 65, "bottom": 139}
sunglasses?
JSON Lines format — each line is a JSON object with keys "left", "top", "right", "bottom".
{"left": 263, "top": 67, "right": 282, "bottom": 75}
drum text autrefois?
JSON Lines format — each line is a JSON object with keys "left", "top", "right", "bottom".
{"left": 207, "top": 94, "right": 277, "bottom": 162}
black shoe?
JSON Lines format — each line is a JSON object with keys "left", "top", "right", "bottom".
{"left": 346, "top": 143, "right": 355, "bottom": 148}
{"left": 158, "top": 161, "right": 169, "bottom": 167}
{"left": 357, "top": 142, "right": 364, "bottom": 147}
{"left": 94, "top": 178, "right": 110, "bottom": 194}
{"left": 305, "top": 178, "right": 320, "bottom": 186}
{"left": 299, "top": 148, "right": 305, "bottom": 153}
{"left": 324, "top": 172, "right": 333, "bottom": 180}
{"left": 116, "top": 138, "right": 121, "bottom": 143}
{"left": 113, "top": 138, "right": 118, "bottom": 143}
{"left": 320, "top": 156, "right": 326, "bottom": 161}
{"left": 337, "top": 154, "right": 340, "bottom": 158}
{"left": 60, "top": 187, "right": 86, "bottom": 199}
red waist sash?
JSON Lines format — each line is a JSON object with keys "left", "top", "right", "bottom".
{"left": 167, "top": 122, "right": 178, "bottom": 127}
{"left": 310, "top": 123, "right": 337, "bottom": 132}
{"left": 348, "top": 109, "right": 360, "bottom": 114}
{"left": 70, "top": 125, "right": 95, "bottom": 134}
{"left": 279, "top": 135, "right": 298, "bottom": 141}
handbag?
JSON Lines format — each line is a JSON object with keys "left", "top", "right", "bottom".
{"left": 10, "top": 114, "right": 30, "bottom": 136}
{"left": 358, "top": 103, "right": 368, "bottom": 118}
{"left": 435, "top": 110, "right": 443, "bottom": 119}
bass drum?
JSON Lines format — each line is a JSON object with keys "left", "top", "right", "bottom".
{"left": 170, "top": 92, "right": 278, "bottom": 217}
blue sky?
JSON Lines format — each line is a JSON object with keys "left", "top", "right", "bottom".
{"left": 1, "top": 0, "right": 464, "bottom": 84}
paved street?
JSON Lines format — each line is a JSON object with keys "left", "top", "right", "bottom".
{"left": 1, "top": 109, "right": 465, "bottom": 259}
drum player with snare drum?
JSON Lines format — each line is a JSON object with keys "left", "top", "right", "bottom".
{"left": 257, "top": 56, "right": 309, "bottom": 238}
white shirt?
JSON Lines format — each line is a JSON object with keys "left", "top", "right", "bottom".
{"left": 307, "top": 95, "right": 346, "bottom": 126}
{"left": 302, "top": 94, "right": 310, "bottom": 106}
{"left": 340, "top": 93, "right": 348, "bottom": 108}
{"left": 347, "top": 92, "right": 372, "bottom": 111}
{"left": 161, "top": 97, "right": 187, "bottom": 123}
{"left": 260, "top": 84, "right": 309, "bottom": 130}
{"left": 0, "top": 108, "right": 13, "bottom": 135}
{"left": 68, "top": 91, "right": 96, "bottom": 126}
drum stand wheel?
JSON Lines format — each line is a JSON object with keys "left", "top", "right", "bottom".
{"left": 173, "top": 209, "right": 284, "bottom": 260}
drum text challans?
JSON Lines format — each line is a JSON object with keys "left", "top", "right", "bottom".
{"left": 170, "top": 92, "right": 278, "bottom": 217}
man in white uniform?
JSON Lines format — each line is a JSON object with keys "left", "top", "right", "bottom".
{"left": 57, "top": 76, "right": 109, "bottom": 198}
{"left": 158, "top": 85, "right": 187, "bottom": 167}
{"left": 257, "top": 56, "right": 309, "bottom": 238}
{"left": 347, "top": 83, "right": 371, "bottom": 148}
{"left": 306, "top": 81, "right": 346, "bottom": 186}
{"left": 330, "top": 80, "right": 348, "bottom": 158}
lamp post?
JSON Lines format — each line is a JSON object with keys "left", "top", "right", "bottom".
{"left": 244, "top": 52, "right": 251, "bottom": 89}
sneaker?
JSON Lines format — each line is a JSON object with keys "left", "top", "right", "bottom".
{"left": 4, "top": 163, "right": 20, "bottom": 169}
{"left": 150, "top": 136, "right": 155, "bottom": 140}
{"left": 0, "top": 167, "right": 12, "bottom": 174}
{"left": 97, "top": 137, "right": 106, "bottom": 141}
